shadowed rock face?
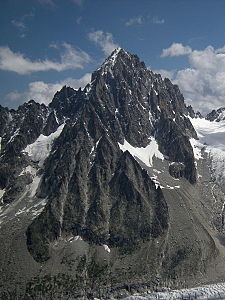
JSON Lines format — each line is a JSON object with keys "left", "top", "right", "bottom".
{"left": 27, "top": 126, "right": 169, "bottom": 262}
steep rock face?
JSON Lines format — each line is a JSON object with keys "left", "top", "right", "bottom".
{"left": 84, "top": 49, "right": 197, "bottom": 184}
{"left": 27, "top": 119, "right": 168, "bottom": 262}
{"left": 108, "top": 151, "right": 168, "bottom": 248}
{"left": 49, "top": 85, "right": 85, "bottom": 122}
{"left": 0, "top": 100, "right": 61, "bottom": 203}
{"left": 0, "top": 105, "right": 11, "bottom": 137}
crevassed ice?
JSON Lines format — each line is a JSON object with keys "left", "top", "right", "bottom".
{"left": 118, "top": 137, "right": 164, "bottom": 167}
{"left": 24, "top": 123, "right": 64, "bottom": 167}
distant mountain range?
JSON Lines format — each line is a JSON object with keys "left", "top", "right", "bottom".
{"left": 1, "top": 48, "right": 225, "bottom": 299}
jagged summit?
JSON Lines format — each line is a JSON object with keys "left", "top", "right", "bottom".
{"left": 100, "top": 47, "right": 131, "bottom": 67}
{"left": 92, "top": 47, "right": 147, "bottom": 81}
{"left": 206, "top": 106, "right": 225, "bottom": 122}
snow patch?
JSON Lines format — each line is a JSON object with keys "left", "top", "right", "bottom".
{"left": 150, "top": 175, "right": 163, "bottom": 189}
{"left": 90, "top": 138, "right": 101, "bottom": 156}
{"left": 139, "top": 103, "right": 147, "bottom": 111}
{"left": 14, "top": 198, "right": 46, "bottom": 218}
{"left": 67, "top": 235, "right": 83, "bottom": 243}
{"left": 103, "top": 244, "right": 111, "bottom": 253}
{"left": 29, "top": 176, "right": 41, "bottom": 198}
{"left": 19, "top": 165, "right": 36, "bottom": 176}
{"left": 8, "top": 128, "right": 19, "bottom": 143}
{"left": 54, "top": 110, "right": 59, "bottom": 124}
{"left": 73, "top": 235, "right": 83, "bottom": 241}
{"left": 0, "top": 189, "right": 5, "bottom": 203}
{"left": 24, "top": 123, "right": 64, "bottom": 167}
{"left": 166, "top": 185, "right": 180, "bottom": 190}
{"left": 153, "top": 169, "right": 161, "bottom": 174}
{"left": 190, "top": 138, "right": 203, "bottom": 160}
{"left": 15, "top": 207, "right": 26, "bottom": 216}
{"left": 118, "top": 138, "right": 164, "bottom": 167}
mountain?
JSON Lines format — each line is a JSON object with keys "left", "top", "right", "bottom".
{"left": 206, "top": 107, "right": 225, "bottom": 122}
{"left": 1, "top": 48, "right": 225, "bottom": 299}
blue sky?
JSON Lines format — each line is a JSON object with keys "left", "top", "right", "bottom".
{"left": 1, "top": 0, "right": 225, "bottom": 113}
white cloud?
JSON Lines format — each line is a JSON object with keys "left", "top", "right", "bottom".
{"left": 0, "top": 43, "right": 91, "bottom": 75}
{"left": 153, "top": 69, "right": 175, "bottom": 80}
{"left": 11, "top": 12, "right": 34, "bottom": 38}
{"left": 161, "top": 44, "right": 225, "bottom": 113}
{"left": 152, "top": 16, "right": 165, "bottom": 24}
{"left": 88, "top": 30, "right": 119, "bottom": 56}
{"left": 11, "top": 20, "right": 26, "bottom": 30}
{"left": 161, "top": 43, "right": 192, "bottom": 57}
{"left": 125, "top": 16, "right": 144, "bottom": 26}
{"left": 6, "top": 73, "right": 91, "bottom": 105}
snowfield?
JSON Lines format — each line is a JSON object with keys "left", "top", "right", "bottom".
{"left": 24, "top": 123, "right": 64, "bottom": 167}
{"left": 118, "top": 137, "right": 164, "bottom": 167}
{"left": 190, "top": 117, "right": 225, "bottom": 184}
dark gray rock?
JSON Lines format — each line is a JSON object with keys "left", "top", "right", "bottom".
{"left": 206, "top": 107, "right": 225, "bottom": 122}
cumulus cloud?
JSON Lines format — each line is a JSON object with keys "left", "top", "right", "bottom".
{"left": 6, "top": 73, "right": 91, "bottom": 105}
{"left": 0, "top": 43, "right": 91, "bottom": 74}
{"left": 125, "top": 16, "right": 144, "bottom": 26}
{"left": 161, "top": 43, "right": 192, "bottom": 57}
{"left": 152, "top": 16, "right": 165, "bottom": 24}
{"left": 88, "top": 30, "right": 119, "bottom": 56}
{"left": 153, "top": 69, "right": 175, "bottom": 80}
{"left": 161, "top": 43, "right": 225, "bottom": 113}
{"left": 173, "top": 46, "right": 225, "bottom": 113}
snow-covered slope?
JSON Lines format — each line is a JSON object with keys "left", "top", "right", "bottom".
{"left": 190, "top": 117, "right": 225, "bottom": 185}
{"left": 24, "top": 123, "right": 64, "bottom": 167}
{"left": 118, "top": 137, "right": 164, "bottom": 167}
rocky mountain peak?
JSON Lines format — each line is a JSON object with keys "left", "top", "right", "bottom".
{"left": 206, "top": 107, "right": 225, "bottom": 122}
{"left": 2, "top": 48, "right": 219, "bottom": 299}
{"left": 90, "top": 47, "right": 151, "bottom": 94}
